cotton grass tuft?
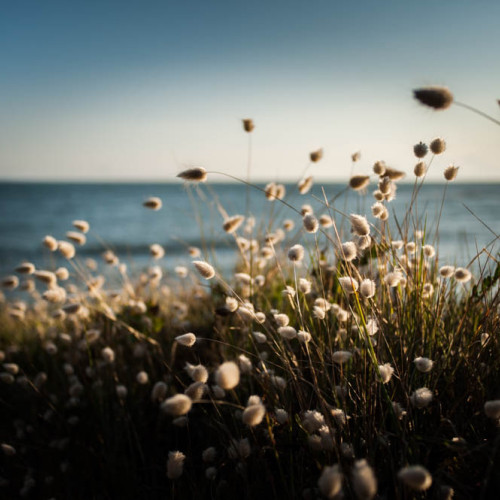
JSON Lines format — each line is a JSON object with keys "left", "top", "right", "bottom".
{"left": 177, "top": 166, "right": 207, "bottom": 182}
{"left": 193, "top": 260, "right": 215, "bottom": 279}
{"left": 215, "top": 361, "right": 240, "bottom": 390}
{"left": 398, "top": 465, "right": 432, "bottom": 491}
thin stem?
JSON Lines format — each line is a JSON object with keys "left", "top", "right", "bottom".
{"left": 455, "top": 101, "right": 500, "bottom": 127}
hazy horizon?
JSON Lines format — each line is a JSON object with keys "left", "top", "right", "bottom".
{"left": 1, "top": 0, "right": 499, "bottom": 183}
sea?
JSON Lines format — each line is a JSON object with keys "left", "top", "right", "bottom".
{"left": 0, "top": 182, "right": 498, "bottom": 282}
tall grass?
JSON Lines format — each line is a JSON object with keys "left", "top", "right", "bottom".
{"left": 0, "top": 94, "right": 499, "bottom": 499}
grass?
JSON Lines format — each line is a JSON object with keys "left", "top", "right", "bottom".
{"left": 1, "top": 105, "right": 499, "bottom": 499}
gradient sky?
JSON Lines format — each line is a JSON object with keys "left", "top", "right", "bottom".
{"left": 1, "top": 0, "right": 499, "bottom": 182}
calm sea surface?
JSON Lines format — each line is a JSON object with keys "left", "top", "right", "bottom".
{"left": 0, "top": 182, "right": 498, "bottom": 279}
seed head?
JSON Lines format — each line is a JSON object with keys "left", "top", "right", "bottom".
{"left": 318, "top": 465, "right": 343, "bottom": 498}
{"left": 352, "top": 459, "right": 377, "bottom": 500}
{"left": 350, "top": 214, "right": 370, "bottom": 236}
{"left": 454, "top": 267, "right": 471, "bottom": 282}
{"left": 161, "top": 394, "right": 193, "bottom": 416}
{"left": 373, "top": 161, "right": 386, "bottom": 176}
{"left": 414, "top": 161, "right": 427, "bottom": 177}
{"left": 175, "top": 333, "right": 197, "bottom": 347}
{"left": 349, "top": 175, "right": 370, "bottom": 191}
{"left": 484, "top": 400, "right": 500, "bottom": 419}
{"left": 58, "top": 241, "right": 76, "bottom": 259}
{"left": 151, "top": 381, "right": 168, "bottom": 402}
{"left": 215, "top": 361, "right": 240, "bottom": 390}
{"left": 310, "top": 148, "right": 323, "bottom": 163}
{"left": 166, "top": 450, "right": 186, "bottom": 479}
{"left": 242, "top": 119, "right": 254, "bottom": 132}
{"left": 143, "top": 197, "right": 162, "bottom": 210}
{"left": 444, "top": 165, "right": 459, "bottom": 181}
{"left": 410, "top": 387, "right": 433, "bottom": 408}
{"left": 43, "top": 235, "right": 58, "bottom": 251}
{"left": 2, "top": 276, "right": 19, "bottom": 289}
{"left": 303, "top": 214, "right": 319, "bottom": 233}
{"left": 340, "top": 242, "right": 357, "bottom": 262}
{"left": 378, "top": 363, "right": 394, "bottom": 384}
{"left": 298, "top": 176, "right": 314, "bottom": 194}
{"left": 223, "top": 215, "right": 245, "bottom": 233}
{"left": 278, "top": 326, "right": 297, "bottom": 340}
{"left": 360, "top": 279, "right": 376, "bottom": 299}
{"left": 177, "top": 166, "right": 207, "bottom": 182}
{"left": 15, "top": 262, "right": 35, "bottom": 274}
{"left": 384, "top": 168, "right": 405, "bottom": 181}
{"left": 351, "top": 151, "right": 361, "bottom": 162}
{"left": 338, "top": 276, "right": 359, "bottom": 294}
{"left": 430, "top": 137, "right": 446, "bottom": 154}
{"left": 398, "top": 465, "right": 432, "bottom": 491}
{"left": 242, "top": 403, "right": 266, "bottom": 427}
{"left": 332, "top": 350, "right": 353, "bottom": 364}
{"left": 414, "top": 86, "right": 453, "bottom": 110}
{"left": 413, "top": 142, "right": 428, "bottom": 158}
{"left": 414, "top": 357, "right": 434, "bottom": 373}
{"left": 193, "top": 260, "right": 215, "bottom": 279}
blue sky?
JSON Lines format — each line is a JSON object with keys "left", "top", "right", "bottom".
{"left": 0, "top": 0, "right": 499, "bottom": 182}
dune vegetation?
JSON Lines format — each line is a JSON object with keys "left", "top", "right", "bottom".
{"left": 1, "top": 88, "right": 499, "bottom": 499}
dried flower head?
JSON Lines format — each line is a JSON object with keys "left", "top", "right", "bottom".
{"left": 373, "top": 161, "right": 386, "bottom": 176}
{"left": 161, "top": 394, "right": 193, "bottom": 416}
{"left": 215, "top": 361, "right": 240, "bottom": 390}
{"left": 352, "top": 460, "right": 377, "bottom": 500}
{"left": 454, "top": 267, "right": 472, "bottom": 283}
{"left": 484, "top": 400, "right": 500, "bottom": 419}
{"left": 414, "top": 161, "right": 427, "bottom": 177}
{"left": 378, "top": 363, "right": 394, "bottom": 384}
{"left": 410, "top": 387, "right": 433, "bottom": 408}
{"left": 15, "top": 262, "right": 35, "bottom": 274}
{"left": 332, "top": 350, "right": 353, "bottom": 364}
{"left": 351, "top": 151, "right": 361, "bottom": 162}
{"left": 242, "top": 119, "right": 254, "bottom": 132}
{"left": 349, "top": 175, "right": 370, "bottom": 191}
{"left": 413, "top": 142, "right": 428, "bottom": 158}
{"left": 338, "top": 276, "right": 359, "bottom": 294}
{"left": 175, "top": 333, "right": 197, "bottom": 347}
{"left": 242, "top": 403, "right": 266, "bottom": 427}
{"left": 150, "top": 243, "right": 165, "bottom": 259}
{"left": 310, "top": 148, "right": 323, "bottom": 163}
{"left": 166, "top": 450, "right": 186, "bottom": 479}
{"left": 414, "top": 357, "right": 434, "bottom": 373}
{"left": 303, "top": 214, "right": 319, "bottom": 233}
{"left": 298, "top": 176, "right": 314, "bottom": 194}
{"left": 193, "top": 260, "right": 215, "bottom": 279}
{"left": 58, "top": 241, "right": 76, "bottom": 259}
{"left": 430, "top": 137, "right": 446, "bottom": 154}
{"left": 398, "top": 465, "right": 432, "bottom": 491}
{"left": 143, "top": 197, "right": 162, "bottom": 210}
{"left": 414, "top": 86, "right": 453, "bottom": 110}
{"left": 360, "top": 279, "right": 376, "bottom": 299}
{"left": 444, "top": 165, "right": 459, "bottom": 181}
{"left": 340, "top": 242, "right": 357, "bottom": 262}
{"left": 177, "top": 167, "right": 207, "bottom": 182}
{"left": 318, "top": 465, "right": 343, "bottom": 498}
{"left": 2, "top": 276, "right": 19, "bottom": 290}
{"left": 43, "top": 235, "right": 58, "bottom": 251}
{"left": 350, "top": 214, "right": 370, "bottom": 236}
{"left": 223, "top": 215, "right": 245, "bottom": 233}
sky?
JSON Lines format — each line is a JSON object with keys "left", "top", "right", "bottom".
{"left": 0, "top": 0, "right": 499, "bottom": 182}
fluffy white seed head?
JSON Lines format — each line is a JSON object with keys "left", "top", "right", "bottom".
{"left": 166, "top": 451, "right": 186, "bottom": 479}
{"left": 378, "top": 363, "right": 394, "bottom": 384}
{"left": 318, "top": 465, "right": 343, "bottom": 499}
{"left": 161, "top": 394, "right": 193, "bottom": 416}
{"left": 410, "top": 387, "right": 433, "bottom": 408}
{"left": 332, "top": 351, "right": 352, "bottom": 364}
{"left": 360, "top": 279, "right": 376, "bottom": 299}
{"left": 352, "top": 459, "right": 377, "bottom": 500}
{"left": 340, "top": 242, "right": 357, "bottom": 262}
{"left": 223, "top": 215, "right": 245, "bottom": 234}
{"left": 430, "top": 137, "right": 446, "bottom": 154}
{"left": 454, "top": 267, "right": 472, "bottom": 283}
{"left": 193, "top": 260, "right": 215, "bottom": 279}
{"left": 175, "top": 333, "right": 197, "bottom": 347}
{"left": 242, "top": 403, "right": 266, "bottom": 427}
{"left": 151, "top": 381, "right": 168, "bottom": 402}
{"left": 484, "top": 400, "right": 500, "bottom": 419}
{"left": 288, "top": 244, "right": 305, "bottom": 263}
{"left": 303, "top": 214, "right": 319, "bottom": 233}
{"left": 338, "top": 277, "right": 359, "bottom": 294}
{"left": 150, "top": 244, "right": 165, "bottom": 259}
{"left": 439, "top": 265, "right": 455, "bottom": 278}
{"left": 350, "top": 214, "right": 370, "bottom": 236}
{"left": 58, "top": 241, "right": 76, "bottom": 259}
{"left": 185, "top": 363, "right": 208, "bottom": 383}
{"left": 215, "top": 361, "right": 240, "bottom": 390}
{"left": 278, "top": 326, "right": 297, "bottom": 340}
{"left": 66, "top": 231, "right": 86, "bottom": 246}
{"left": 414, "top": 357, "right": 434, "bottom": 373}
{"left": 414, "top": 161, "right": 427, "bottom": 177}
{"left": 298, "top": 176, "right": 314, "bottom": 194}
{"left": 398, "top": 465, "right": 432, "bottom": 491}
{"left": 43, "top": 235, "right": 58, "bottom": 251}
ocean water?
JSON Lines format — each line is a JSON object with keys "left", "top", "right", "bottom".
{"left": 0, "top": 182, "right": 498, "bottom": 280}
